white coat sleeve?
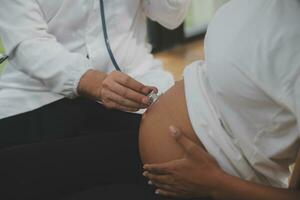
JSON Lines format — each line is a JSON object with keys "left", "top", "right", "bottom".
{"left": 295, "top": 76, "right": 300, "bottom": 138}
{"left": 142, "top": 0, "right": 191, "bottom": 30}
{"left": 0, "top": 0, "right": 91, "bottom": 98}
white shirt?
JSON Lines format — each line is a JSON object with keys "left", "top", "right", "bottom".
{"left": 0, "top": 0, "right": 191, "bottom": 119}
{"left": 184, "top": 0, "right": 300, "bottom": 187}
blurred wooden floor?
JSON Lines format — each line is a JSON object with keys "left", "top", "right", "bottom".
{"left": 155, "top": 39, "right": 204, "bottom": 80}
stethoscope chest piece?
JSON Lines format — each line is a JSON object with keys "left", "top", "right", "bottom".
{"left": 147, "top": 91, "right": 161, "bottom": 105}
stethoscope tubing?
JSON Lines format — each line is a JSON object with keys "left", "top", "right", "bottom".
{"left": 0, "top": 54, "right": 8, "bottom": 64}
{"left": 99, "top": 0, "right": 122, "bottom": 72}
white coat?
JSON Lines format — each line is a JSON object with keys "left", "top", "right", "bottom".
{"left": 0, "top": 0, "right": 191, "bottom": 119}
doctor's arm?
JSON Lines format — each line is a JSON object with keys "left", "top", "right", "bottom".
{"left": 142, "top": 0, "right": 191, "bottom": 29}
{"left": 143, "top": 127, "right": 300, "bottom": 200}
{"left": 0, "top": 0, "right": 154, "bottom": 111}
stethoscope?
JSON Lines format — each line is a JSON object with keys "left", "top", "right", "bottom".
{"left": 0, "top": 0, "right": 121, "bottom": 72}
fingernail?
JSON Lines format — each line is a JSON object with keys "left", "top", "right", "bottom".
{"left": 143, "top": 165, "right": 149, "bottom": 169}
{"left": 169, "top": 126, "right": 180, "bottom": 137}
{"left": 148, "top": 180, "right": 153, "bottom": 185}
{"left": 143, "top": 171, "right": 148, "bottom": 177}
{"left": 155, "top": 190, "right": 160, "bottom": 195}
{"left": 151, "top": 87, "right": 158, "bottom": 94}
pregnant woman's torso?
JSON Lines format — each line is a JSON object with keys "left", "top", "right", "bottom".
{"left": 139, "top": 80, "right": 205, "bottom": 164}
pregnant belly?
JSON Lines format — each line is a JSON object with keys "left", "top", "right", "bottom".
{"left": 139, "top": 80, "right": 205, "bottom": 164}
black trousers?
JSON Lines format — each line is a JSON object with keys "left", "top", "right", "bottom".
{"left": 0, "top": 98, "right": 142, "bottom": 149}
{"left": 0, "top": 98, "right": 208, "bottom": 200}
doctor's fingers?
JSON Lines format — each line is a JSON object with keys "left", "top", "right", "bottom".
{"left": 111, "top": 71, "right": 156, "bottom": 95}
{"left": 105, "top": 81, "right": 151, "bottom": 105}
{"left": 102, "top": 90, "right": 148, "bottom": 109}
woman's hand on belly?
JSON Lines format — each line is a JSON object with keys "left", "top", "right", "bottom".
{"left": 138, "top": 80, "right": 224, "bottom": 199}
{"left": 143, "top": 126, "right": 224, "bottom": 199}
{"left": 144, "top": 127, "right": 300, "bottom": 200}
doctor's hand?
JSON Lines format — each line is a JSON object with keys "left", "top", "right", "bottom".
{"left": 78, "top": 69, "right": 158, "bottom": 112}
{"left": 143, "top": 126, "right": 224, "bottom": 199}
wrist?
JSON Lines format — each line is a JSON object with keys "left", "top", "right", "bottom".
{"left": 210, "top": 170, "right": 232, "bottom": 200}
{"left": 77, "top": 69, "right": 107, "bottom": 100}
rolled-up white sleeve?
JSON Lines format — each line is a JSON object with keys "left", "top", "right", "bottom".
{"left": 0, "top": 0, "right": 91, "bottom": 98}
{"left": 142, "top": 0, "right": 191, "bottom": 30}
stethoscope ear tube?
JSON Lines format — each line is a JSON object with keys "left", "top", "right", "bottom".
{"left": 99, "top": 0, "right": 122, "bottom": 72}
{"left": 0, "top": 54, "right": 8, "bottom": 64}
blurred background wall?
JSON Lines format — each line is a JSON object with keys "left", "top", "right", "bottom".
{"left": 151, "top": 0, "right": 229, "bottom": 80}
{"left": 148, "top": 0, "right": 229, "bottom": 52}
{"left": 185, "top": 0, "right": 229, "bottom": 38}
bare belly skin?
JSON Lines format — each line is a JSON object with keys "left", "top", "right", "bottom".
{"left": 139, "top": 80, "right": 205, "bottom": 164}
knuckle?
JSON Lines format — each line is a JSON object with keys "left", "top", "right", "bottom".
{"left": 111, "top": 81, "right": 119, "bottom": 90}
{"left": 102, "top": 80, "right": 110, "bottom": 88}
{"left": 122, "top": 88, "right": 130, "bottom": 98}
{"left": 121, "top": 75, "right": 130, "bottom": 84}
{"left": 111, "top": 71, "right": 118, "bottom": 76}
